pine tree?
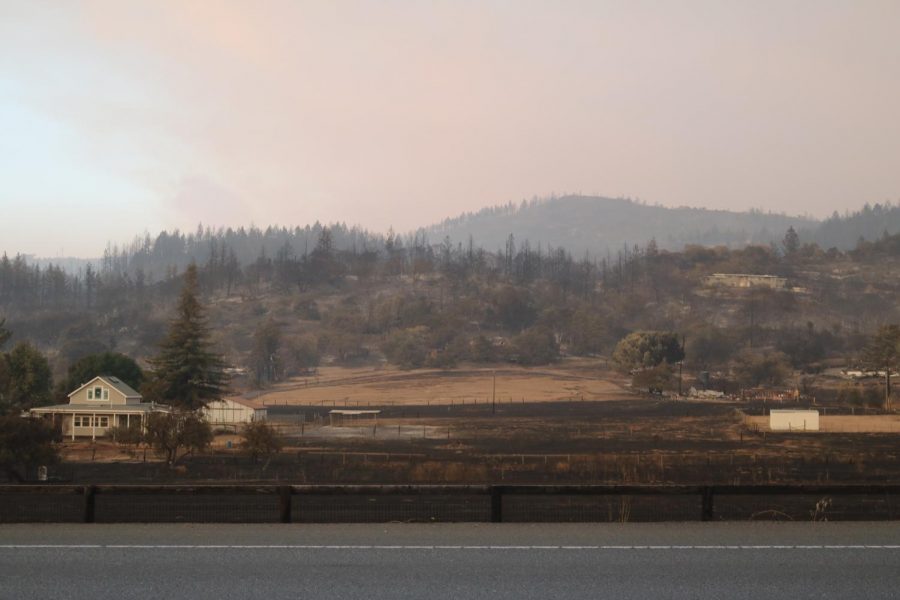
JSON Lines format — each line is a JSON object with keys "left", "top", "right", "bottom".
{"left": 146, "top": 264, "right": 229, "bottom": 411}
{"left": 0, "top": 317, "right": 11, "bottom": 350}
{"left": 782, "top": 227, "right": 800, "bottom": 256}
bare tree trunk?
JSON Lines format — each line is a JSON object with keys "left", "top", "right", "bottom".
{"left": 887, "top": 371, "right": 892, "bottom": 411}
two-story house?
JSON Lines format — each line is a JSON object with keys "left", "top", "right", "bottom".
{"left": 29, "top": 375, "right": 170, "bottom": 440}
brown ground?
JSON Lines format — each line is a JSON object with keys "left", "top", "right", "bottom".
{"left": 59, "top": 441, "right": 143, "bottom": 463}
{"left": 745, "top": 414, "right": 900, "bottom": 433}
{"left": 255, "top": 358, "right": 631, "bottom": 408}
{"left": 40, "top": 361, "right": 900, "bottom": 486}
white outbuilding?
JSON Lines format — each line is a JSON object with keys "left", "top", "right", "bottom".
{"left": 769, "top": 409, "right": 819, "bottom": 432}
{"left": 202, "top": 397, "right": 267, "bottom": 428}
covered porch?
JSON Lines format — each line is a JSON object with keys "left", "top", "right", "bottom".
{"left": 29, "top": 404, "right": 170, "bottom": 441}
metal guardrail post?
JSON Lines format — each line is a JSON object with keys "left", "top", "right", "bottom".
{"left": 83, "top": 485, "right": 96, "bottom": 523}
{"left": 701, "top": 487, "right": 714, "bottom": 521}
{"left": 490, "top": 486, "right": 503, "bottom": 523}
{"left": 278, "top": 486, "right": 292, "bottom": 524}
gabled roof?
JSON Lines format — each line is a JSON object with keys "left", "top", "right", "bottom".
{"left": 68, "top": 375, "right": 142, "bottom": 399}
{"left": 208, "top": 396, "right": 266, "bottom": 410}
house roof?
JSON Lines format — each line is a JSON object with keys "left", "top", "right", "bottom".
{"left": 68, "top": 375, "right": 142, "bottom": 399}
{"left": 31, "top": 403, "right": 169, "bottom": 414}
{"left": 208, "top": 396, "right": 266, "bottom": 410}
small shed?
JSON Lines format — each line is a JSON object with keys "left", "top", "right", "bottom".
{"left": 769, "top": 409, "right": 819, "bottom": 431}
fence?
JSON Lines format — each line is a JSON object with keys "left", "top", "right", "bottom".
{"left": 3, "top": 484, "right": 900, "bottom": 523}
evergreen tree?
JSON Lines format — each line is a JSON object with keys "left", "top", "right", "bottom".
{"left": 1, "top": 342, "right": 53, "bottom": 413}
{"left": 146, "top": 264, "right": 229, "bottom": 411}
{"left": 782, "top": 226, "right": 800, "bottom": 256}
{"left": 0, "top": 317, "right": 11, "bottom": 350}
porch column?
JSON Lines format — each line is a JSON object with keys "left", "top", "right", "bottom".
{"left": 126, "top": 414, "right": 130, "bottom": 428}
{"left": 71, "top": 413, "right": 75, "bottom": 441}
{"left": 92, "top": 413, "right": 96, "bottom": 441}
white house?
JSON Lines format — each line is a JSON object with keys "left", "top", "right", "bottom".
{"left": 202, "top": 397, "right": 267, "bottom": 428}
{"left": 29, "top": 375, "right": 170, "bottom": 440}
{"left": 703, "top": 273, "right": 787, "bottom": 290}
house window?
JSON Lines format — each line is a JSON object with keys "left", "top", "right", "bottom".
{"left": 87, "top": 390, "right": 92, "bottom": 400}
{"left": 94, "top": 387, "right": 102, "bottom": 399}
{"left": 73, "top": 416, "right": 109, "bottom": 427}
{"left": 103, "top": 389, "right": 109, "bottom": 400}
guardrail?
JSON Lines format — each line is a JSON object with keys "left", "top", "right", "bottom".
{"left": 3, "top": 484, "right": 900, "bottom": 523}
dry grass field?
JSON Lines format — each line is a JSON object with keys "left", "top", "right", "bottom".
{"left": 255, "top": 358, "right": 631, "bottom": 407}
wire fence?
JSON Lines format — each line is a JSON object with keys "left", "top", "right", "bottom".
{"left": 4, "top": 484, "right": 900, "bottom": 524}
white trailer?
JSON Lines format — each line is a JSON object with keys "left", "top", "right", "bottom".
{"left": 769, "top": 409, "right": 819, "bottom": 431}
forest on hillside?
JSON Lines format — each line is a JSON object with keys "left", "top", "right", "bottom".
{"left": 423, "top": 196, "right": 900, "bottom": 255}
{"left": 2, "top": 211, "right": 900, "bottom": 409}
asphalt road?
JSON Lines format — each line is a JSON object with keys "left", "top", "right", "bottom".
{"left": 3, "top": 523, "right": 900, "bottom": 599}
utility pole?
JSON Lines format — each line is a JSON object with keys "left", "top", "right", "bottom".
{"left": 492, "top": 370, "right": 496, "bottom": 415}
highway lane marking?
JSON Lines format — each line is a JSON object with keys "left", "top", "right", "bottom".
{"left": 3, "top": 544, "right": 900, "bottom": 550}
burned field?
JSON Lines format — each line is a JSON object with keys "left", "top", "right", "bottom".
{"left": 51, "top": 397, "right": 900, "bottom": 488}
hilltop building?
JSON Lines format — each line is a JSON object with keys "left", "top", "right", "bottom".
{"left": 703, "top": 273, "right": 787, "bottom": 289}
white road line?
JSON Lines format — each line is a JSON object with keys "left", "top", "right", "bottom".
{"left": 1, "top": 544, "right": 900, "bottom": 550}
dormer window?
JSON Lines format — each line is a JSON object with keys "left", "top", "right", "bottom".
{"left": 87, "top": 387, "right": 109, "bottom": 401}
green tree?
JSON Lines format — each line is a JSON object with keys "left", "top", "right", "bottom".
{"left": 862, "top": 324, "right": 900, "bottom": 410}
{"left": 58, "top": 352, "right": 144, "bottom": 398}
{"left": 144, "top": 411, "right": 213, "bottom": 466}
{"left": 512, "top": 327, "right": 560, "bottom": 365}
{"left": 612, "top": 331, "right": 684, "bottom": 372}
{"left": 241, "top": 420, "right": 283, "bottom": 463}
{"left": 0, "top": 415, "right": 60, "bottom": 482}
{"left": 468, "top": 335, "right": 496, "bottom": 363}
{"left": 279, "top": 334, "right": 320, "bottom": 376}
{"left": 382, "top": 327, "right": 429, "bottom": 369}
{"left": 631, "top": 362, "right": 676, "bottom": 393}
{"left": 249, "top": 318, "right": 282, "bottom": 387}
{"left": 686, "top": 326, "right": 736, "bottom": 369}
{"left": 491, "top": 285, "right": 536, "bottom": 331}
{"left": 1, "top": 342, "right": 53, "bottom": 413}
{"left": 568, "top": 309, "right": 609, "bottom": 356}
{"left": 732, "top": 350, "right": 792, "bottom": 387}
{"left": 146, "top": 264, "right": 229, "bottom": 411}
{"left": 108, "top": 420, "right": 144, "bottom": 450}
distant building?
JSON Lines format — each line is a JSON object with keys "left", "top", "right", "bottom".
{"left": 202, "top": 397, "right": 267, "bottom": 428}
{"left": 29, "top": 375, "right": 170, "bottom": 441}
{"left": 703, "top": 273, "right": 787, "bottom": 289}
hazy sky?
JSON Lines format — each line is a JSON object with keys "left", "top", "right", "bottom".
{"left": 1, "top": 1, "right": 899, "bottom": 258}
